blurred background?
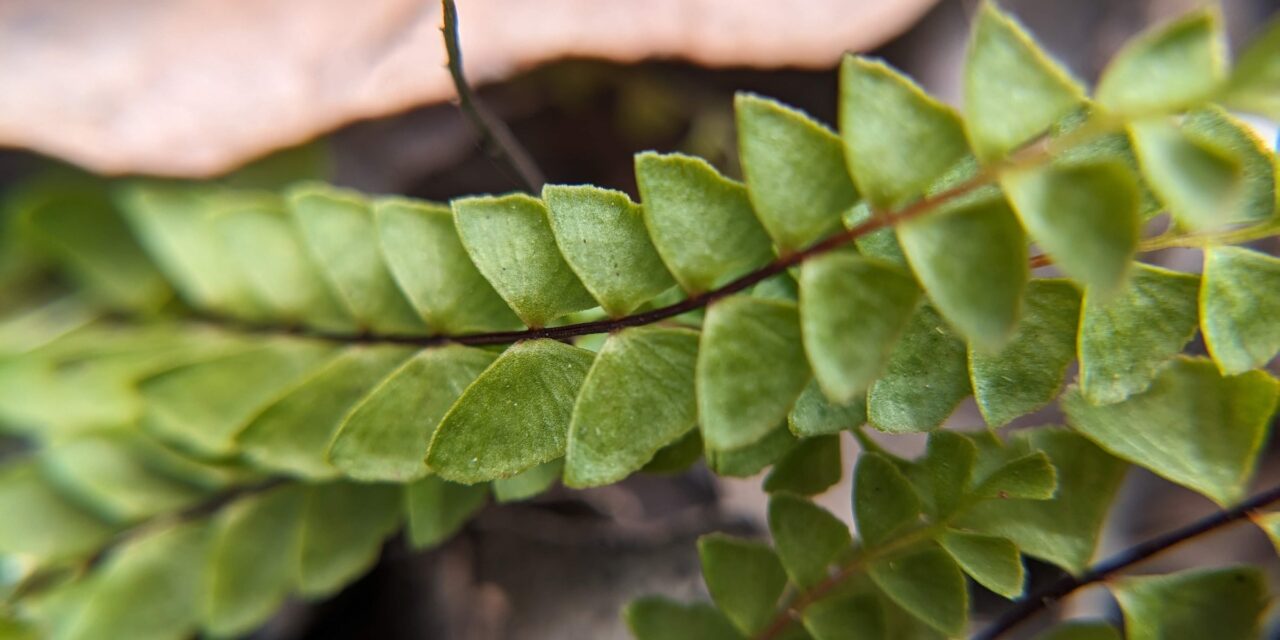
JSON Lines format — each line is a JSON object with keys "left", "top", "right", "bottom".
{"left": 1, "top": 0, "right": 1278, "bottom": 638}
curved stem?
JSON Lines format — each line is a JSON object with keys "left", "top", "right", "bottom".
{"left": 441, "top": 0, "right": 546, "bottom": 192}
{"left": 177, "top": 187, "right": 1280, "bottom": 351}
{"left": 191, "top": 173, "right": 991, "bottom": 348}
{"left": 97, "top": 477, "right": 288, "bottom": 566}
{"left": 2, "top": 477, "right": 288, "bottom": 607}
{"left": 166, "top": 120, "right": 1166, "bottom": 348}
{"left": 752, "top": 482, "right": 1280, "bottom": 640}
{"left": 972, "top": 482, "right": 1280, "bottom": 640}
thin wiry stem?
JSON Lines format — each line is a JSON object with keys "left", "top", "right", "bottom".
{"left": 752, "top": 482, "right": 1280, "bottom": 640}
{"left": 2, "top": 477, "right": 288, "bottom": 607}
{"left": 94, "top": 477, "right": 289, "bottom": 565}
{"left": 179, "top": 184, "right": 1280, "bottom": 351}
{"left": 441, "top": 0, "right": 546, "bottom": 192}
{"left": 972, "top": 482, "right": 1280, "bottom": 640}
{"left": 186, "top": 172, "right": 991, "bottom": 348}
{"left": 157, "top": 116, "right": 1145, "bottom": 348}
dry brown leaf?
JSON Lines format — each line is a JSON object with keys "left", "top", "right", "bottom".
{"left": 0, "top": 0, "right": 938, "bottom": 177}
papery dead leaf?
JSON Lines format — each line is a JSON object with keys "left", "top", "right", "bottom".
{"left": 0, "top": 0, "right": 938, "bottom": 176}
